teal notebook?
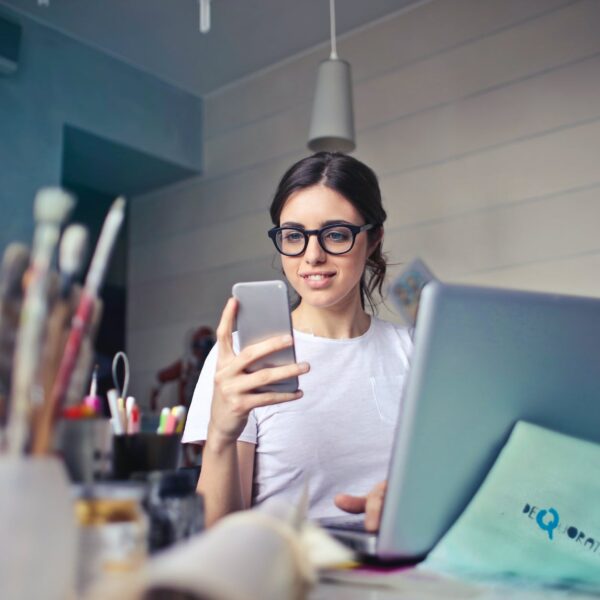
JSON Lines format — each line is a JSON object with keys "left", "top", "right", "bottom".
{"left": 423, "top": 421, "right": 600, "bottom": 591}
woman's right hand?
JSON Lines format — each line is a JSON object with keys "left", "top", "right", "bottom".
{"left": 207, "top": 297, "right": 309, "bottom": 449}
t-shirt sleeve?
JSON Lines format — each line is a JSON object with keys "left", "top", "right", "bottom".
{"left": 181, "top": 340, "right": 258, "bottom": 445}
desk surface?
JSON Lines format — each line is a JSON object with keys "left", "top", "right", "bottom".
{"left": 311, "top": 574, "right": 600, "bottom": 599}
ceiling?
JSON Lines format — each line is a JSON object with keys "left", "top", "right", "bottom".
{"left": 0, "top": 0, "right": 421, "bottom": 96}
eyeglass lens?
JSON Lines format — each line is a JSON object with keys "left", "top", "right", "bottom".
{"left": 276, "top": 226, "right": 356, "bottom": 256}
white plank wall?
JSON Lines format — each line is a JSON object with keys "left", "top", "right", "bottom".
{"left": 128, "top": 0, "right": 600, "bottom": 406}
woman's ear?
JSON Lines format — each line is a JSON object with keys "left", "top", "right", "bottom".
{"left": 368, "top": 226, "right": 384, "bottom": 256}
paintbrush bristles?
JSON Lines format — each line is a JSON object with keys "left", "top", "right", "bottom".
{"left": 59, "top": 224, "right": 88, "bottom": 278}
{"left": 33, "top": 188, "right": 75, "bottom": 225}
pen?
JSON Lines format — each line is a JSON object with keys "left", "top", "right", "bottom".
{"left": 125, "top": 396, "right": 138, "bottom": 434}
{"left": 164, "top": 408, "right": 178, "bottom": 435}
{"left": 83, "top": 365, "right": 102, "bottom": 414}
{"left": 107, "top": 388, "right": 125, "bottom": 435}
{"left": 128, "top": 404, "right": 140, "bottom": 434}
{"left": 157, "top": 406, "right": 170, "bottom": 434}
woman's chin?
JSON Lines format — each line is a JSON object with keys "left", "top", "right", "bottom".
{"left": 296, "top": 287, "right": 359, "bottom": 311}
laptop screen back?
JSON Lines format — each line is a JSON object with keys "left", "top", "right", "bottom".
{"left": 378, "top": 282, "right": 600, "bottom": 559}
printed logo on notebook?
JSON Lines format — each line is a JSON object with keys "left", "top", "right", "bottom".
{"left": 522, "top": 503, "right": 600, "bottom": 554}
{"left": 535, "top": 507, "right": 559, "bottom": 540}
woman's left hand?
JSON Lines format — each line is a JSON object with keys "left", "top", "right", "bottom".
{"left": 334, "top": 480, "right": 387, "bottom": 532}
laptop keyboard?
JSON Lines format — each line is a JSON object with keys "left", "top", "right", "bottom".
{"left": 317, "top": 516, "right": 367, "bottom": 532}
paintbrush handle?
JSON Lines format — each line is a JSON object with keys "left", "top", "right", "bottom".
{"left": 84, "top": 197, "right": 125, "bottom": 297}
{"left": 30, "top": 296, "right": 74, "bottom": 454}
{"left": 6, "top": 229, "right": 59, "bottom": 455}
{"left": 31, "top": 293, "right": 95, "bottom": 455}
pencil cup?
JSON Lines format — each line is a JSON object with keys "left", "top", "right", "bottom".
{"left": 112, "top": 432, "right": 182, "bottom": 480}
{"left": 0, "top": 456, "right": 76, "bottom": 600}
{"left": 55, "top": 418, "right": 113, "bottom": 482}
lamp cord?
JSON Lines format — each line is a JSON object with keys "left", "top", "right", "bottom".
{"left": 329, "top": 0, "right": 338, "bottom": 59}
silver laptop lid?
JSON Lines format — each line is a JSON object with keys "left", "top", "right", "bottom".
{"left": 378, "top": 282, "right": 600, "bottom": 559}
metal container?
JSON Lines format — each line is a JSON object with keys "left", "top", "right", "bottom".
{"left": 55, "top": 418, "right": 113, "bottom": 482}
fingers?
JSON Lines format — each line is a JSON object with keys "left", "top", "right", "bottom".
{"left": 216, "top": 298, "right": 237, "bottom": 361}
{"left": 243, "top": 389, "right": 304, "bottom": 410}
{"left": 218, "top": 309, "right": 298, "bottom": 376}
{"left": 365, "top": 481, "right": 387, "bottom": 532}
{"left": 237, "top": 334, "right": 295, "bottom": 371}
{"left": 228, "top": 361, "right": 309, "bottom": 395}
{"left": 334, "top": 493, "right": 367, "bottom": 514}
{"left": 335, "top": 481, "right": 387, "bottom": 532}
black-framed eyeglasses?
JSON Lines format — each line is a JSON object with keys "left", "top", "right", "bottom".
{"left": 267, "top": 223, "right": 376, "bottom": 257}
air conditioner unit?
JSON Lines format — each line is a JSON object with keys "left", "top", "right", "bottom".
{"left": 0, "top": 16, "right": 21, "bottom": 75}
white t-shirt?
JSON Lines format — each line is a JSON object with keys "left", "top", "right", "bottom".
{"left": 183, "top": 317, "right": 412, "bottom": 521}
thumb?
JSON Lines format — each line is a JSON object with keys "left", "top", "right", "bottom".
{"left": 334, "top": 493, "right": 367, "bottom": 514}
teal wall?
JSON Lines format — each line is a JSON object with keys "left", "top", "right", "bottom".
{"left": 0, "top": 9, "right": 203, "bottom": 250}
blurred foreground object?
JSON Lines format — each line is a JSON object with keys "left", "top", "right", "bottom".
{"left": 87, "top": 496, "right": 353, "bottom": 600}
{"left": 74, "top": 482, "right": 147, "bottom": 597}
{"left": 0, "top": 457, "right": 76, "bottom": 599}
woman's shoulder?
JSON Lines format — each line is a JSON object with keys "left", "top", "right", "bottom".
{"left": 370, "top": 315, "right": 409, "bottom": 335}
{"left": 370, "top": 316, "right": 413, "bottom": 354}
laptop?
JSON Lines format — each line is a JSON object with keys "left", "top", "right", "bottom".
{"left": 325, "top": 281, "right": 600, "bottom": 561}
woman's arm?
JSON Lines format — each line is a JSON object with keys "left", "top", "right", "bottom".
{"left": 198, "top": 439, "right": 255, "bottom": 526}
{"left": 196, "top": 297, "right": 309, "bottom": 526}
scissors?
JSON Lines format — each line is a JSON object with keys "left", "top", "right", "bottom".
{"left": 111, "top": 351, "right": 130, "bottom": 400}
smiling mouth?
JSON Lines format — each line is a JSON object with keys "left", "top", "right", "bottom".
{"left": 301, "top": 273, "right": 335, "bottom": 281}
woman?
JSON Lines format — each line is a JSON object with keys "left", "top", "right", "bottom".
{"left": 183, "top": 152, "right": 412, "bottom": 528}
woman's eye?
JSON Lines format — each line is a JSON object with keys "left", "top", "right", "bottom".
{"left": 324, "top": 228, "right": 351, "bottom": 243}
{"left": 282, "top": 231, "right": 304, "bottom": 243}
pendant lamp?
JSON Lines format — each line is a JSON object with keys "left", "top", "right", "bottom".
{"left": 308, "top": 0, "right": 356, "bottom": 153}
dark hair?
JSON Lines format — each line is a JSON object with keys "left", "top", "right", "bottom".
{"left": 270, "top": 152, "right": 387, "bottom": 312}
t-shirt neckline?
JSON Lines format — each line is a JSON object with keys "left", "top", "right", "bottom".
{"left": 292, "top": 316, "right": 376, "bottom": 344}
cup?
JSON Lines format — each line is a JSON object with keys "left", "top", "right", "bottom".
{"left": 112, "top": 432, "right": 181, "bottom": 480}
{"left": 0, "top": 457, "right": 76, "bottom": 600}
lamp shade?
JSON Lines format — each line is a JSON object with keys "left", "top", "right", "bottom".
{"left": 308, "top": 58, "right": 355, "bottom": 153}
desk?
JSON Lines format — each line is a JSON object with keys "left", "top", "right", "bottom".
{"left": 310, "top": 572, "right": 600, "bottom": 599}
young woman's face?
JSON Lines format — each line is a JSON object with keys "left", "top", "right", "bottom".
{"left": 278, "top": 184, "right": 374, "bottom": 311}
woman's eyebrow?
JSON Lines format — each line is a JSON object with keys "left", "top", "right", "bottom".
{"left": 322, "top": 219, "right": 353, "bottom": 226}
{"left": 279, "top": 219, "right": 354, "bottom": 228}
{"left": 280, "top": 221, "right": 305, "bottom": 228}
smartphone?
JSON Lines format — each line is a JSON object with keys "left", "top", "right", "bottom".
{"left": 232, "top": 280, "right": 298, "bottom": 393}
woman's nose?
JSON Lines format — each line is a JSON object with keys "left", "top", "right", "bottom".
{"left": 304, "top": 234, "right": 326, "bottom": 264}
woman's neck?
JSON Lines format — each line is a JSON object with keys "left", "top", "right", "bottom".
{"left": 291, "top": 295, "right": 371, "bottom": 339}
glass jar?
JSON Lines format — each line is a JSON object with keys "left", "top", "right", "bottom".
{"left": 74, "top": 483, "right": 148, "bottom": 595}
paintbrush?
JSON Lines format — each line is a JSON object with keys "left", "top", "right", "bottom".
{"left": 32, "top": 225, "right": 88, "bottom": 452}
{"left": 33, "top": 197, "right": 126, "bottom": 455}
{"left": 58, "top": 224, "right": 88, "bottom": 298}
{"left": 63, "top": 296, "right": 103, "bottom": 409}
{"left": 6, "top": 188, "right": 75, "bottom": 455}
{"left": 0, "top": 243, "right": 30, "bottom": 449}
